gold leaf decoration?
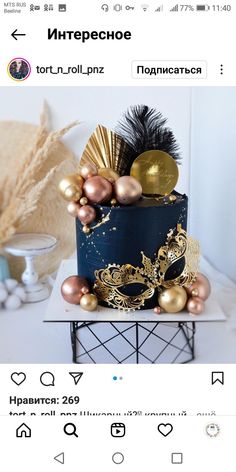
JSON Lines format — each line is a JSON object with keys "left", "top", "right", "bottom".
{"left": 158, "top": 224, "right": 200, "bottom": 288}
{"left": 94, "top": 263, "right": 155, "bottom": 311}
{"left": 94, "top": 225, "right": 200, "bottom": 311}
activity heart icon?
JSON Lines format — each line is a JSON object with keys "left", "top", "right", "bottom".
{"left": 157, "top": 423, "right": 173, "bottom": 437}
{"left": 11, "top": 372, "right": 26, "bottom": 386}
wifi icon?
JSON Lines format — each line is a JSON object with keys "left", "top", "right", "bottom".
{"left": 141, "top": 4, "right": 149, "bottom": 11}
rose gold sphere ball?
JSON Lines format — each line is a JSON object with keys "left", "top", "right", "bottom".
{"left": 61, "top": 276, "right": 90, "bottom": 305}
{"left": 187, "top": 296, "right": 205, "bottom": 315}
{"left": 67, "top": 202, "right": 81, "bottom": 217}
{"left": 77, "top": 205, "right": 96, "bottom": 225}
{"left": 83, "top": 176, "right": 113, "bottom": 204}
{"left": 114, "top": 176, "right": 142, "bottom": 205}
{"left": 80, "top": 163, "right": 98, "bottom": 180}
{"left": 186, "top": 273, "right": 211, "bottom": 301}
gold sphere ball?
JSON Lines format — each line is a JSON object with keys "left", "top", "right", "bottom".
{"left": 158, "top": 286, "right": 187, "bottom": 313}
{"left": 80, "top": 293, "right": 98, "bottom": 311}
{"left": 64, "top": 185, "right": 82, "bottom": 202}
{"left": 80, "top": 197, "right": 88, "bottom": 206}
{"left": 82, "top": 225, "right": 90, "bottom": 234}
{"left": 110, "top": 198, "right": 117, "bottom": 206}
{"left": 59, "top": 174, "right": 84, "bottom": 194}
{"left": 98, "top": 168, "right": 120, "bottom": 182}
{"left": 191, "top": 288, "right": 199, "bottom": 297}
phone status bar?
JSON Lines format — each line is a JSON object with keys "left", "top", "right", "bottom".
{"left": 100, "top": 3, "right": 232, "bottom": 13}
{"left": 2, "top": 2, "right": 233, "bottom": 15}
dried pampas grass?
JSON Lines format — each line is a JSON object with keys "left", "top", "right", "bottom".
{"left": 11, "top": 120, "right": 78, "bottom": 200}
{"left": 0, "top": 166, "right": 57, "bottom": 244}
{"left": 0, "top": 104, "right": 79, "bottom": 278}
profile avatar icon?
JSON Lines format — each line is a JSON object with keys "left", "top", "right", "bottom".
{"left": 8, "top": 57, "right": 31, "bottom": 81}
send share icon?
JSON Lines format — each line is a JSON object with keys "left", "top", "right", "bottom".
{"left": 69, "top": 372, "right": 83, "bottom": 385}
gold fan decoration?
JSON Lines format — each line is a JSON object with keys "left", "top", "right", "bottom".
{"left": 94, "top": 225, "right": 200, "bottom": 311}
{"left": 80, "top": 125, "right": 132, "bottom": 175}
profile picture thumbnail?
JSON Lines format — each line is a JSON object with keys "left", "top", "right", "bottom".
{"left": 7, "top": 58, "right": 31, "bottom": 81}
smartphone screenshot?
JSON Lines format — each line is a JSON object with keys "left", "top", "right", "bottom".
{"left": 0, "top": 0, "right": 235, "bottom": 469}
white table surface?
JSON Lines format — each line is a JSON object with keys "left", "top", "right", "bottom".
{"left": 44, "top": 260, "right": 225, "bottom": 323}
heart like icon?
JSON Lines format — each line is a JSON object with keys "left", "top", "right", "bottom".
{"left": 11, "top": 372, "right": 26, "bottom": 386}
{"left": 157, "top": 423, "right": 173, "bottom": 437}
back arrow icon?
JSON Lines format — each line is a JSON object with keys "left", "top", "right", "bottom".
{"left": 11, "top": 29, "right": 26, "bottom": 40}
{"left": 54, "top": 452, "right": 64, "bottom": 464}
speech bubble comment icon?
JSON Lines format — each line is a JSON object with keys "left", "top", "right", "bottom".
{"left": 40, "top": 371, "right": 55, "bottom": 387}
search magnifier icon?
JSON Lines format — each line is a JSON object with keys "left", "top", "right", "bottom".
{"left": 64, "top": 423, "right": 78, "bottom": 438}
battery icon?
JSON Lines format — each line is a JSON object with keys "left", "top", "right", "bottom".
{"left": 196, "top": 4, "right": 210, "bottom": 10}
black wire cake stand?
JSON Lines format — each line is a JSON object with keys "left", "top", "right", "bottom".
{"left": 71, "top": 320, "right": 195, "bottom": 364}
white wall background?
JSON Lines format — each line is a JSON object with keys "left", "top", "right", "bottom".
{"left": 0, "top": 87, "right": 191, "bottom": 194}
{"left": 0, "top": 87, "right": 235, "bottom": 282}
{"left": 190, "top": 87, "right": 236, "bottom": 283}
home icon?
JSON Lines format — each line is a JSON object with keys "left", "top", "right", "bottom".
{"left": 16, "top": 423, "right": 31, "bottom": 438}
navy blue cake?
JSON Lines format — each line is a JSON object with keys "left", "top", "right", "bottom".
{"left": 60, "top": 105, "right": 200, "bottom": 314}
{"left": 76, "top": 192, "right": 188, "bottom": 309}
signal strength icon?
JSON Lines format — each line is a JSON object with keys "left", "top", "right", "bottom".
{"left": 155, "top": 5, "right": 163, "bottom": 11}
{"left": 170, "top": 4, "right": 178, "bottom": 11}
{"left": 141, "top": 4, "right": 149, "bottom": 11}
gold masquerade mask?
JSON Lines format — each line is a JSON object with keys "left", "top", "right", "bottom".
{"left": 94, "top": 225, "right": 200, "bottom": 311}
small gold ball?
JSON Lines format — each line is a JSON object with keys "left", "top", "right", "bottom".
{"left": 169, "top": 194, "right": 177, "bottom": 203}
{"left": 154, "top": 306, "right": 161, "bottom": 314}
{"left": 110, "top": 198, "right": 117, "bottom": 206}
{"left": 80, "top": 293, "right": 98, "bottom": 311}
{"left": 64, "top": 185, "right": 82, "bottom": 202}
{"left": 80, "top": 197, "right": 88, "bottom": 206}
{"left": 158, "top": 286, "right": 187, "bottom": 313}
{"left": 191, "top": 288, "right": 199, "bottom": 297}
{"left": 82, "top": 225, "right": 90, "bottom": 234}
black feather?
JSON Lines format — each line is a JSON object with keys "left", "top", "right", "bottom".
{"left": 115, "top": 105, "right": 181, "bottom": 174}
